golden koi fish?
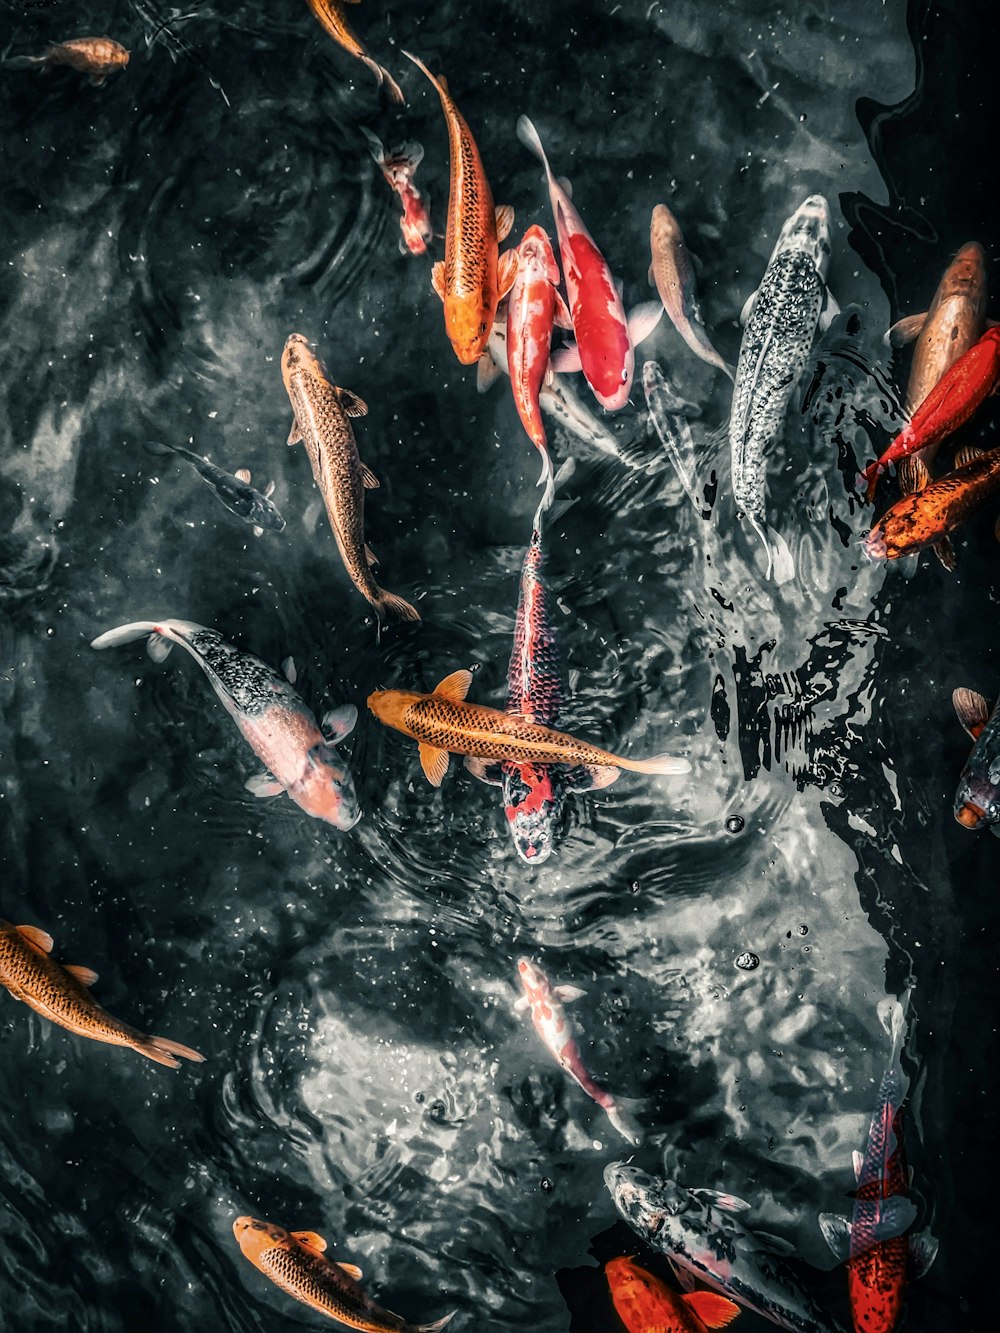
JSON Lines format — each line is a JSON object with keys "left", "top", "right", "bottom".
{"left": 367, "top": 668, "right": 691, "bottom": 787}
{"left": 403, "top": 51, "right": 517, "bottom": 365}
{"left": 2, "top": 36, "right": 129, "bottom": 84}
{"left": 304, "top": 0, "right": 403, "bottom": 103}
{"left": 282, "top": 335, "right": 420, "bottom": 623}
{"left": 0, "top": 919, "right": 204, "bottom": 1069}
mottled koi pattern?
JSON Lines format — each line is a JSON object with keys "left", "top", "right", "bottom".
{"left": 866, "top": 447, "right": 1000, "bottom": 559}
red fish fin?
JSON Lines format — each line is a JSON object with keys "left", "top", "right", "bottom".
{"left": 860, "top": 460, "right": 882, "bottom": 503}
{"left": 952, "top": 687, "right": 990, "bottom": 739}
{"left": 476, "top": 350, "right": 502, "bottom": 393}
{"left": 287, "top": 417, "right": 303, "bottom": 446}
{"left": 418, "top": 743, "right": 450, "bottom": 787}
{"left": 336, "top": 388, "right": 368, "bottom": 418}
{"left": 430, "top": 261, "right": 446, "bottom": 302}
{"left": 360, "top": 462, "right": 380, "bottom": 489}
{"left": 291, "top": 1231, "right": 328, "bottom": 1252}
{"left": 433, "top": 668, "right": 473, "bottom": 702}
{"left": 494, "top": 204, "right": 515, "bottom": 243}
{"left": 497, "top": 248, "right": 519, "bottom": 299}
{"left": 553, "top": 291, "right": 573, "bottom": 330}
{"left": 137, "top": 1035, "right": 205, "bottom": 1068}
{"left": 682, "top": 1292, "right": 742, "bottom": 1328}
{"left": 64, "top": 965, "right": 99, "bottom": 987}
{"left": 16, "top": 925, "right": 54, "bottom": 953}
{"left": 887, "top": 311, "right": 927, "bottom": 348}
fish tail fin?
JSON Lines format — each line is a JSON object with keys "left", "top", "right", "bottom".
{"left": 515, "top": 114, "right": 551, "bottom": 176}
{"left": 359, "top": 125, "right": 386, "bottom": 164}
{"left": 620, "top": 753, "right": 692, "bottom": 777}
{"left": 878, "top": 987, "right": 911, "bottom": 1071}
{"left": 414, "top": 1315, "right": 455, "bottom": 1333}
{"left": 769, "top": 529, "right": 795, "bottom": 585}
{"left": 2, "top": 55, "right": 45, "bottom": 71}
{"left": 360, "top": 54, "right": 404, "bottom": 105}
{"left": 606, "top": 1101, "right": 645, "bottom": 1145}
{"left": 374, "top": 590, "right": 422, "bottom": 624}
{"left": 136, "top": 1034, "right": 206, "bottom": 1069}
{"left": 536, "top": 445, "right": 556, "bottom": 512}
{"left": 90, "top": 621, "right": 163, "bottom": 652}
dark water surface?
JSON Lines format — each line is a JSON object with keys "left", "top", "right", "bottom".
{"left": 1, "top": 1, "right": 998, "bottom": 1329}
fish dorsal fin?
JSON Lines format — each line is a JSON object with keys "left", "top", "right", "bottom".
{"left": 433, "top": 668, "right": 473, "bottom": 702}
{"left": 17, "top": 925, "right": 54, "bottom": 953}
{"left": 360, "top": 462, "right": 380, "bottom": 489}
{"left": 336, "top": 1262, "right": 363, "bottom": 1281}
{"left": 431, "top": 261, "right": 446, "bottom": 302}
{"left": 65, "top": 965, "right": 99, "bottom": 987}
{"left": 418, "top": 743, "right": 450, "bottom": 787}
{"left": 689, "top": 1189, "right": 752, "bottom": 1213}
{"left": 364, "top": 542, "right": 379, "bottom": 567}
{"left": 336, "top": 388, "right": 368, "bottom": 418}
{"left": 497, "top": 248, "right": 519, "bottom": 300}
{"left": 953, "top": 687, "right": 991, "bottom": 739}
{"left": 682, "top": 1292, "right": 742, "bottom": 1329}
{"left": 495, "top": 203, "right": 515, "bottom": 243}
{"left": 292, "top": 1231, "right": 328, "bottom": 1253}
{"left": 287, "top": 417, "right": 303, "bottom": 446}
{"left": 954, "top": 443, "right": 985, "bottom": 469}
{"left": 852, "top": 1150, "right": 864, "bottom": 1181}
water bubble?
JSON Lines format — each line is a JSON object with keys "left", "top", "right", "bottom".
{"left": 796, "top": 924, "right": 809, "bottom": 936}
{"left": 540, "top": 1177, "right": 553, "bottom": 1194}
{"left": 735, "top": 951, "right": 760, "bottom": 971}
{"left": 829, "top": 781, "right": 844, "bottom": 797}
{"left": 725, "top": 815, "right": 745, "bottom": 834}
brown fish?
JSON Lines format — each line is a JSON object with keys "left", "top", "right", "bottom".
{"left": 865, "top": 445, "right": 1000, "bottom": 560}
{"left": 0, "top": 919, "right": 204, "bottom": 1069}
{"left": 2, "top": 36, "right": 129, "bottom": 84}
{"left": 233, "top": 1216, "right": 453, "bottom": 1331}
{"left": 304, "top": 0, "right": 403, "bottom": 103}
{"left": 649, "top": 203, "right": 733, "bottom": 380}
{"left": 367, "top": 667, "right": 691, "bottom": 787}
{"left": 282, "top": 334, "right": 420, "bottom": 623}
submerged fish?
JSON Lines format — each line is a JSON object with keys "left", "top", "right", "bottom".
{"left": 304, "top": 0, "right": 403, "bottom": 103}
{"left": 282, "top": 334, "right": 419, "bottom": 623}
{"left": 91, "top": 618, "right": 361, "bottom": 830}
{"left": 643, "top": 360, "right": 703, "bottom": 510}
{"left": 233, "top": 1216, "right": 453, "bottom": 1331}
{"left": 2, "top": 37, "right": 129, "bottom": 83}
{"left": 649, "top": 203, "right": 733, "bottom": 379}
{"left": 865, "top": 445, "right": 1000, "bottom": 560}
{"left": 605, "top": 1255, "right": 741, "bottom": 1333}
{"left": 0, "top": 920, "right": 204, "bottom": 1069}
{"left": 605, "top": 1163, "right": 842, "bottom": 1333}
{"left": 361, "top": 130, "right": 434, "bottom": 256}
{"left": 729, "top": 194, "right": 834, "bottom": 581}
{"left": 405, "top": 51, "right": 516, "bottom": 365}
{"left": 818, "top": 994, "right": 937, "bottom": 1333}
{"left": 151, "top": 440, "right": 285, "bottom": 536}
{"left": 951, "top": 684, "right": 1000, "bottom": 832}
{"left": 515, "top": 959, "right": 642, "bottom": 1143}
{"left": 367, "top": 666, "right": 691, "bottom": 788}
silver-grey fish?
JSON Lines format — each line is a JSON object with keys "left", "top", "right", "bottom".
{"left": 729, "top": 194, "right": 834, "bottom": 581}
{"left": 152, "top": 441, "right": 285, "bottom": 536}
{"left": 642, "top": 360, "right": 702, "bottom": 509}
{"left": 605, "top": 1162, "right": 844, "bottom": 1333}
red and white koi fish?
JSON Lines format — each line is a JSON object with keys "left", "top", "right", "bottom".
{"left": 361, "top": 129, "right": 434, "bottom": 256}
{"left": 516, "top": 116, "right": 661, "bottom": 411}
{"left": 515, "top": 957, "right": 642, "bottom": 1144}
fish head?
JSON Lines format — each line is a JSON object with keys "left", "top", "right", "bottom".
{"left": 604, "top": 1163, "right": 692, "bottom": 1247}
{"left": 939, "top": 242, "right": 987, "bottom": 305}
{"left": 233, "top": 1216, "right": 289, "bottom": 1264}
{"left": 288, "top": 743, "right": 361, "bottom": 830}
{"left": 444, "top": 293, "right": 493, "bottom": 365}
{"left": 504, "top": 764, "right": 558, "bottom": 863}
{"left": 518, "top": 224, "right": 560, "bottom": 284}
{"left": 282, "top": 333, "right": 327, "bottom": 391}
{"left": 593, "top": 344, "right": 635, "bottom": 412}
{"left": 774, "top": 194, "right": 833, "bottom": 278}
{"left": 366, "top": 687, "right": 421, "bottom": 735}
{"left": 650, "top": 203, "right": 683, "bottom": 248}
{"left": 516, "top": 956, "right": 552, "bottom": 1005}
{"left": 604, "top": 1255, "right": 656, "bottom": 1301}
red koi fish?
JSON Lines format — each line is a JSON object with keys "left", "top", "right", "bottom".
{"left": 361, "top": 130, "right": 434, "bottom": 256}
{"left": 516, "top": 116, "right": 661, "bottom": 411}
{"left": 819, "top": 993, "right": 938, "bottom": 1333}
{"left": 862, "top": 325, "right": 1000, "bottom": 501}
{"left": 605, "top": 1256, "right": 741, "bottom": 1333}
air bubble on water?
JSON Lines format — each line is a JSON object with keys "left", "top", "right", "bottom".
{"left": 797, "top": 924, "right": 808, "bottom": 936}
{"left": 735, "top": 952, "right": 760, "bottom": 971}
{"left": 540, "top": 1177, "right": 553, "bottom": 1194}
{"left": 725, "top": 815, "right": 745, "bottom": 833}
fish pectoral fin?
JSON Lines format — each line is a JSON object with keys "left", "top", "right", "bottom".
{"left": 738, "top": 288, "right": 758, "bottom": 326}
{"left": 476, "top": 350, "right": 502, "bottom": 393}
{"left": 934, "top": 536, "right": 957, "bottom": 571}
{"left": 497, "top": 248, "right": 519, "bottom": 299}
{"left": 364, "top": 542, "right": 379, "bottom": 567}
{"left": 871, "top": 1195, "right": 918, "bottom": 1243}
{"left": 952, "top": 686, "right": 991, "bottom": 739}
{"left": 550, "top": 343, "right": 582, "bottom": 375}
{"left": 954, "top": 443, "right": 985, "bottom": 468}
{"left": 336, "top": 388, "right": 369, "bottom": 418}
{"left": 418, "top": 743, "right": 450, "bottom": 787}
{"left": 553, "top": 291, "right": 574, "bottom": 330}
{"left": 627, "top": 300, "right": 664, "bottom": 348}
{"left": 564, "top": 763, "right": 621, "bottom": 792}
{"left": 554, "top": 985, "right": 586, "bottom": 1003}
{"left": 430, "top": 261, "right": 446, "bottom": 302}
{"left": 556, "top": 174, "right": 573, "bottom": 200}
{"left": 64, "top": 965, "right": 99, "bottom": 987}
{"left": 908, "top": 1227, "right": 939, "bottom": 1278}
{"left": 263, "top": 479, "right": 276, "bottom": 498}
{"left": 281, "top": 655, "right": 297, "bottom": 684}
{"left": 432, "top": 668, "right": 473, "bottom": 702}
{"left": 817, "top": 1212, "right": 852, "bottom": 1261}
{"left": 234, "top": 467, "right": 252, "bottom": 484}
{"left": 291, "top": 1231, "right": 328, "bottom": 1253}
{"left": 359, "top": 462, "right": 380, "bottom": 489}
{"left": 464, "top": 756, "right": 503, "bottom": 785}
{"left": 245, "top": 773, "right": 285, "bottom": 798}
{"left": 287, "top": 417, "right": 304, "bottom": 446}
{"left": 887, "top": 311, "right": 928, "bottom": 348}
{"left": 750, "top": 1231, "right": 797, "bottom": 1257}
{"left": 668, "top": 1260, "right": 697, "bottom": 1294}
{"left": 321, "top": 704, "right": 358, "bottom": 745}
{"left": 818, "top": 286, "right": 841, "bottom": 332}
{"left": 252, "top": 525, "right": 264, "bottom": 538}
{"left": 689, "top": 1189, "right": 753, "bottom": 1214}
{"left": 682, "top": 1292, "right": 742, "bottom": 1330}
{"left": 513, "top": 994, "right": 531, "bottom": 1013}
{"left": 335, "top": 1262, "right": 363, "bottom": 1281}
{"left": 852, "top": 1149, "right": 864, "bottom": 1181}
{"left": 494, "top": 203, "right": 515, "bottom": 243}
{"left": 16, "top": 925, "right": 54, "bottom": 954}
{"left": 146, "top": 633, "right": 173, "bottom": 664}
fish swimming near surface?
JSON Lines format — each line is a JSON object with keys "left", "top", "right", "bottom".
{"left": 818, "top": 993, "right": 938, "bottom": 1333}
{"left": 367, "top": 666, "right": 691, "bottom": 788}
{"left": 861, "top": 325, "right": 1000, "bottom": 502}
{"left": 643, "top": 360, "right": 703, "bottom": 510}
{"left": 515, "top": 959, "right": 642, "bottom": 1144}
{"left": 605, "top": 1163, "right": 843, "bottom": 1333}
{"left": 649, "top": 203, "right": 734, "bottom": 379}
{"left": 404, "top": 51, "right": 517, "bottom": 366}
{"left": 150, "top": 440, "right": 285, "bottom": 536}
{"left": 951, "top": 683, "right": 1000, "bottom": 832}
{"left": 517, "top": 115, "right": 662, "bottom": 412}
{"left": 360, "top": 130, "right": 434, "bottom": 256}
{"left": 2, "top": 37, "right": 129, "bottom": 83}
{"left": 729, "top": 194, "right": 835, "bottom": 581}
{"left": 91, "top": 618, "right": 361, "bottom": 830}
{"left": 282, "top": 334, "right": 420, "bottom": 623}
{"left": 864, "top": 445, "right": 1000, "bottom": 560}
{"left": 605, "top": 1255, "right": 742, "bottom": 1333}
{"left": 233, "top": 1216, "right": 453, "bottom": 1331}
{"left": 304, "top": 0, "right": 403, "bottom": 103}
{"left": 0, "top": 919, "right": 204, "bottom": 1069}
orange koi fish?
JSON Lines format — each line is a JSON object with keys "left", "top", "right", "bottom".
{"left": 367, "top": 667, "right": 691, "bottom": 787}
{"left": 2, "top": 36, "right": 129, "bottom": 84}
{"left": 305, "top": 0, "right": 403, "bottom": 103}
{"left": 605, "top": 1256, "right": 741, "bottom": 1333}
{"left": 361, "top": 130, "right": 434, "bottom": 255}
{"left": 865, "top": 445, "right": 1000, "bottom": 560}
{"left": 404, "top": 51, "right": 517, "bottom": 365}
{"left": 0, "top": 919, "right": 204, "bottom": 1069}
{"left": 233, "top": 1216, "right": 453, "bottom": 1331}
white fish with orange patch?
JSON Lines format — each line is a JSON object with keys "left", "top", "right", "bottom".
{"left": 361, "top": 129, "right": 434, "bottom": 256}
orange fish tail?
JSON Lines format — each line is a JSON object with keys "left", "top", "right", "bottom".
{"left": 375, "top": 589, "right": 421, "bottom": 623}
{"left": 361, "top": 54, "right": 404, "bottom": 105}
{"left": 136, "top": 1034, "right": 206, "bottom": 1069}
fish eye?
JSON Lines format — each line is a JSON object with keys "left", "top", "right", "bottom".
{"left": 621, "top": 369, "right": 628, "bottom": 382}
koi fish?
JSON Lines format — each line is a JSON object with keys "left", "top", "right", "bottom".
{"left": 150, "top": 440, "right": 284, "bottom": 536}
{"left": 233, "top": 1216, "right": 453, "bottom": 1331}
{"left": 729, "top": 194, "right": 834, "bottom": 581}
{"left": 91, "top": 618, "right": 361, "bottom": 830}
{"left": 861, "top": 325, "right": 1000, "bottom": 502}
{"left": 367, "top": 666, "right": 691, "bottom": 788}
{"left": 404, "top": 51, "right": 516, "bottom": 365}
{"left": 516, "top": 115, "right": 661, "bottom": 411}
{"left": 818, "top": 994, "right": 938, "bottom": 1333}
{"left": 0, "top": 919, "right": 204, "bottom": 1069}
{"left": 606, "top": 1164, "right": 843, "bottom": 1333}
{"left": 643, "top": 360, "right": 703, "bottom": 511}
{"left": 2, "top": 37, "right": 129, "bottom": 84}
{"left": 865, "top": 445, "right": 1000, "bottom": 560}
{"left": 952, "top": 684, "right": 1000, "bottom": 831}
{"left": 605, "top": 1256, "right": 741, "bottom": 1333}
{"left": 282, "top": 334, "right": 419, "bottom": 623}
{"left": 360, "top": 130, "right": 434, "bottom": 256}
{"left": 649, "top": 203, "right": 734, "bottom": 379}
{"left": 515, "top": 959, "right": 642, "bottom": 1144}
{"left": 304, "top": 0, "right": 403, "bottom": 104}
